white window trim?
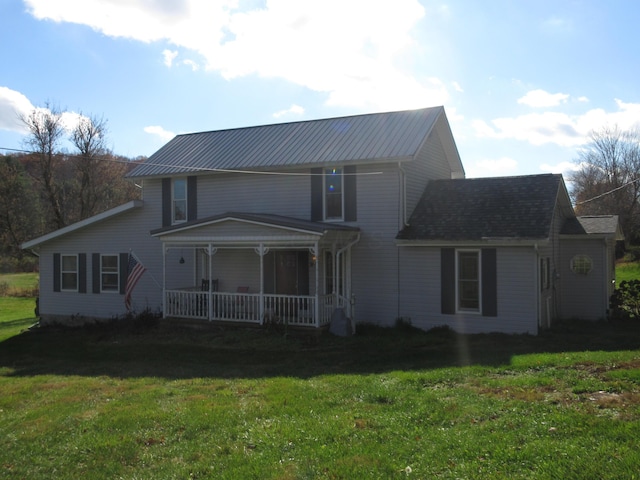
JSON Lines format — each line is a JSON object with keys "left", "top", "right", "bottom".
{"left": 455, "top": 249, "right": 482, "bottom": 314}
{"left": 100, "top": 254, "right": 120, "bottom": 293}
{"left": 323, "top": 168, "right": 344, "bottom": 222}
{"left": 61, "top": 254, "right": 79, "bottom": 292}
{"left": 172, "top": 178, "right": 188, "bottom": 225}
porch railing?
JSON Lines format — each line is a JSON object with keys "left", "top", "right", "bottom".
{"left": 164, "top": 290, "right": 340, "bottom": 327}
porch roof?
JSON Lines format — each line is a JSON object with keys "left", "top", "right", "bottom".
{"left": 151, "top": 212, "right": 359, "bottom": 243}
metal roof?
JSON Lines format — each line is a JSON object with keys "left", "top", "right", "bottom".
{"left": 127, "top": 107, "right": 444, "bottom": 178}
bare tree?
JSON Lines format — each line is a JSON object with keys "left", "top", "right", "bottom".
{"left": 20, "top": 102, "right": 68, "bottom": 229}
{"left": 570, "top": 125, "right": 640, "bottom": 241}
{"left": 70, "top": 113, "right": 109, "bottom": 219}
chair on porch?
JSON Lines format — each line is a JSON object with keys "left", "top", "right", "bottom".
{"left": 201, "top": 279, "right": 219, "bottom": 292}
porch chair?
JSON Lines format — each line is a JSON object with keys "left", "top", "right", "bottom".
{"left": 201, "top": 279, "right": 219, "bottom": 292}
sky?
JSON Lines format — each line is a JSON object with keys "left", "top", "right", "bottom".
{"left": 1, "top": 0, "right": 640, "bottom": 179}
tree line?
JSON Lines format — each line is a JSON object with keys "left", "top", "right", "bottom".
{"left": 570, "top": 125, "right": 640, "bottom": 246}
{"left": 0, "top": 103, "right": 143, "bottom": 271}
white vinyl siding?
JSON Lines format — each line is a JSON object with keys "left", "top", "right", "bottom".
{"left": 398, "top": 246, "right": 538, "bottom": 334}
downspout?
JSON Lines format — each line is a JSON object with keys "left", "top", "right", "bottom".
{"left": 336, "top": 233, "right": 361, "bottom": 321}
{"left": 398, "top": 162, "right": 410, "bottom": 227}
{"left": 534, "top": 243, "right": 540, "bottom": 333}
{"left": 398, "top": 162, "right": 409, "bottom": 323}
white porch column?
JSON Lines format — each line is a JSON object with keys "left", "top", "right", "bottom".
{"left": 207, "top": 244, "right": 214, "bottom": 321}
{"left": 162, "top": 245, "right": 167, "bottom": 318}
{"left": 311, "top": 243, "right": 319, "bottom": 327}
{"left": 254, "top": 244, "right": 268, "bottom": 324}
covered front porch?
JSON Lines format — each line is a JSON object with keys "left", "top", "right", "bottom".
{"left": 152, "top": 213, "right": 360, "bottom": 328}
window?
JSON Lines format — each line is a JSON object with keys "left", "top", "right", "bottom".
{"left": 571, "top": 255, "right": 592, "bottom": 275}
{"left": 61, "top": 255, "right": 78, "bottom": 291}
{"left": 457, "top": 250, "right": 480, "bottom": 312}
{"left": 101, "top": 255, "right": 119, "bottom": 292}
{"left": 172, "top": 178, "right": 187, "bottom": 224}
{"left": 324, "top": 168, "right": 343, "bottom": 220}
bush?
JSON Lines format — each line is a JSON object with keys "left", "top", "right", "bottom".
{"left": 610, "top": 280, "right": 640, "bottom": 320}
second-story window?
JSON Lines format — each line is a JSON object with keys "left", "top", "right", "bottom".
{"left": 172, "top": 178, "right": 187, "bottom": 224}
{"left": 324, "top": 168, "right": 343, "bottom": 220}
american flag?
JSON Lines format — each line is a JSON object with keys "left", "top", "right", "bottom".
{"left": 125, "top": 252, "right": 146, "bottom": 311}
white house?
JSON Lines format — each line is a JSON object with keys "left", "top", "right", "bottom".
{"left": 22, "top": 107, "right": 622, "bottom": 334}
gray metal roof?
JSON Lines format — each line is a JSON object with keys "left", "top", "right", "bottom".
{"left": 397, "top": 174, "right": 564, "bottom": 241}
{"left": 128, "top": 107, "right": 444, "bottom": 178}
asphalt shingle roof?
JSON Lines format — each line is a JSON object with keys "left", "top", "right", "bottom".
{"left": 561, "top": 215, "right": 621, "bottom": 236}
{"left": 397, "top": 174, "right": 563, "bottom": 241}
{"left": 127, "top": 107, "right": 444, "bottom": 178}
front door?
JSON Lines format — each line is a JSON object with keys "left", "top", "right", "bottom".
{"left": 274, "top": 250, "right": 309, "bottom": 295}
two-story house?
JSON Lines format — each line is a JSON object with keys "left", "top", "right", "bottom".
{"left": 22, "top": 107, "right": 622, "bottom": 334}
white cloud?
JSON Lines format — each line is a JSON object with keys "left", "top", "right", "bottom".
{"left": 539, "top": 161, "right": 585, "bottom": 175}
{"left": 473, "top": 99, "right": 640, "bottom": 147}
{"left": 465, "top": 157, "right": 518, "bottom": 178}
{"left": 24, "top": 0, "right": 444, "bottom": 111}
{"left": 0, "top": 86, "right": 35, "bottom": 133}
{"left": 518, "top": 89, "right": 569, "bottom": 108}
{"left": 273, "top": 104, "right": 304, "bottom": 119}
{"left": 182, "top": 59, "right": 200, "bottom": 71}
{"left": 163, "top": 49, "right": 178, "bottom": 67}
{"left": 452, "top": 81, "right": 464, "bottom": 93}
{"left": 144, "top": 125, "right": 175, "bottom": 141}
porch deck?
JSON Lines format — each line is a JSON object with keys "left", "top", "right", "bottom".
{"left": 165, "top": 290, "right": 343, "bottom": 328}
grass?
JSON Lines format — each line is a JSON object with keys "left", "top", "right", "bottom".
{"left": 0, "top": 272, "right": 39, "bottom": 297}
{"left": 1, "top": 296, "right": 639, "bottom": 479}
{"left": 0, "top": 262, "right": 637, "bottom": 478}
{"left": 616, "top": 260, "right": 640, "bottom": 284}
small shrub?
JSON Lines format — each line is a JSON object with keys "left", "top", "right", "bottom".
{"left": 610, "top": 280, "right": 640, "bottom": 320}
{"left": 0, "top": 282, "right": 8, "bottom": 297}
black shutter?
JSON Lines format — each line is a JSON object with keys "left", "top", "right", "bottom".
{"left": 441, "top": 248, "right": 455, "bottom": 314}
{"left": 310, "top": 167, "right": 323, "bottom": 221}
{"left": 187, "top": 176, "right": 197, "bottom": 221}
{"left": 162, "top": 178, "right": 171, "bottom": 227}
{"left": 78, "top": 253, "right": 87, "bottom": 294}
{"left": 53, "top": 253, "right": 61, "bottom": 292}
{"left": 119, "top": 253, "right": 129, "bottom": 295}
{"left": 481, "top": 248, "right": 497, "bottom": 317}
{"left": 92, "top": 253, "right": 101, "bottom": 294}
{"left": 344, "top": 165, "right": 357, "bottom": 221}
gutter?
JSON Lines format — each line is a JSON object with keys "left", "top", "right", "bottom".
{"left": 398, "top": 162, "right": 410, "bottom": 227}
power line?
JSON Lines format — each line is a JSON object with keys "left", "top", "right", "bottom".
{"left": 0, "top": 145, "right": 383, "bottom": 177}
{"left": 574, "top": 177, "right": 640, "bottom": 205}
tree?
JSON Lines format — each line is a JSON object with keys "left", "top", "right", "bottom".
{"left": 570, "top": 126, "right": 640, "bottom": 242}
{"left": 20, "top": 103, "right": 69, "bottom": 230}
{"left": 70, "top": 113, "right": 109, "bottom": 219}
{"left": 0, "top": 155, "right": 41, "bottom": 260}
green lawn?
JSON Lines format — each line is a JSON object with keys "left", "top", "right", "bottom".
{"left": 617, "top": 261, "right": 640, "bottom": 284}
{"left": 0, "top": 296, "right": 639, "bottom": 479}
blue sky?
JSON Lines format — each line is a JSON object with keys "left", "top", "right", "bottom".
{"left": 1, "top": 0, "right": 639, "bottom": 178}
